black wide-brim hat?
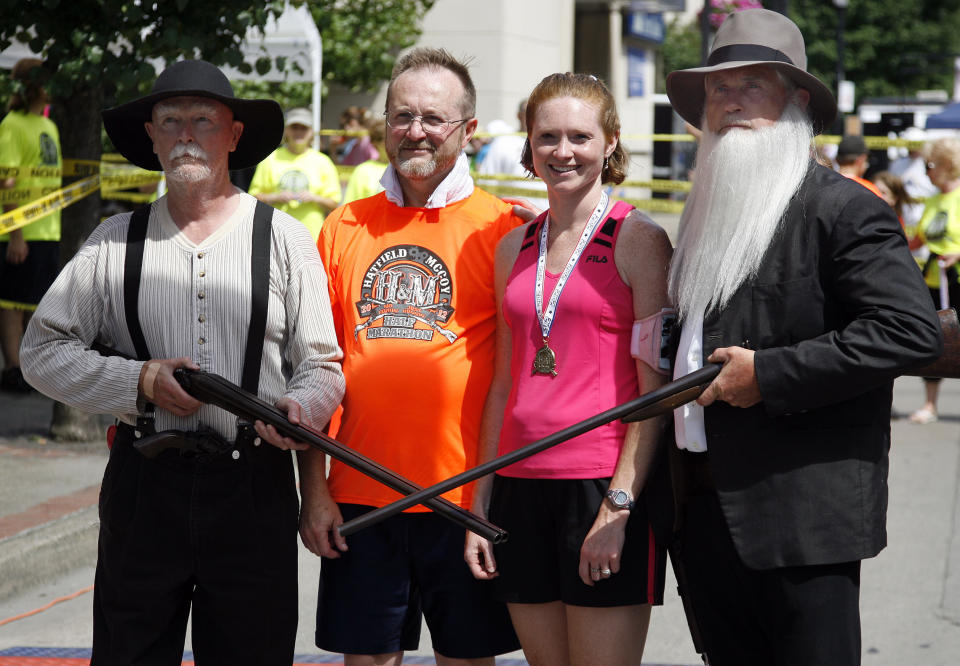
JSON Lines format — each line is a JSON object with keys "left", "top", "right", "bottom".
{"left": 666, "top": 9, "right": 836, "bottom": 135}
{"left": 102, "top": 59, "right": 283, "bottom": 171}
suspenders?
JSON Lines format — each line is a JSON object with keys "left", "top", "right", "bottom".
{"left": 123, "top": 201, "right": 274, "bottom": 430}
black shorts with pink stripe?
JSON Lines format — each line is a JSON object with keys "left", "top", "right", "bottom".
{"left": 488, "top": 475, "right": 666, "bottom": 607}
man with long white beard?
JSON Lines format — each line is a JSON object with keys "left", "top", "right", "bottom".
{"left": 20, "top": 60, "right": 345, "bottom": 664}
{"left": 664, "top": 10, "right": 942, "bottom": 665}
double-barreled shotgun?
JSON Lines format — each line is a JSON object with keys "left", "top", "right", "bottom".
{"left": 169, "top": 307, "right": 960, "bottom": 541}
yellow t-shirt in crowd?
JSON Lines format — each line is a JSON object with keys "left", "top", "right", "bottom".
{"left": 918, "top": 187, "right": 960, "bottom": 287}
{"left": 0, "top": 109, "right": 62, "bottom": 241}
{"left": 249, "top": 146, "right": 341, "bottom": 241}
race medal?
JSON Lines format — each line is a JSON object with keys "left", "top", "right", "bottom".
{"left": 533, "top": 338, "right": 558, "bottom": 376}
{"left": 533, "top": 192, "right": 609, "bottom": 379}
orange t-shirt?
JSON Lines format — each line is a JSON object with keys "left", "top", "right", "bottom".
{"left": 849, "top": 175, "right": 885, "bottom": 199}
{"left": 319, "top": 189, "right": 520, "bottom": 509}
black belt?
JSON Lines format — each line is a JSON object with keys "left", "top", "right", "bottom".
{"left": 116, "top": 422, "right": 253, "bottom": 464}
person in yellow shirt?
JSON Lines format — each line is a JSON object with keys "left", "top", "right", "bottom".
{"left": 340, "top": 117, "right": 387, "bottom": 204}
{"left": 0, "top": 58, "right": 61, "bottom": 393}
{"left": 249, "top": 107, "right": 340, "bottom": 241}
{"left": 909, "top": 137, "right": 960, "bottom": 424}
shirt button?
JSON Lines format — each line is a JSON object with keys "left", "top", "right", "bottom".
{"left": 197, "top": 252, "right": 205, "bottom": 259}
{"left": 253, "top": 437, "right": 262, "bottom": 447}
{"left": 198, "top": 337, "right": 206, "bottom": 345}
{"left": 198, "top": 314, "right": 206, "bottom": 323}
{"left": 199, "top": 270, "right": 206, "bottom": 278}
{"left": 198, "top": 291, "right": 205, "bottom": 299}
{"left": 231, "top": 450, "right": 240, "bottom": 460}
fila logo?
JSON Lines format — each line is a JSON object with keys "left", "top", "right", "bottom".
{"left": 585, "top": 255, "right": 608, "bottom": 263}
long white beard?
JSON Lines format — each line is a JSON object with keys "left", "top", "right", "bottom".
{"left": 669, "top": 103, "right": 814, "bottom": 321}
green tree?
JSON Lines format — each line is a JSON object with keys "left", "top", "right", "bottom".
{"left": 790, "top": 0, "right": 960, "bottom": 100}
{"left": 658, "top": 1, "right": 960, "bottom": 104}
{"left": 310, "top": 0, "right": 436, "bottom": 93}
{"left": 228, "top": 1, "right": 438, "bottom": 128}
{"left": 657, "top": 15, "right": 702, "bottom": 94}
{"left": 0, "top": 0, "right": 296, "bottom": 257}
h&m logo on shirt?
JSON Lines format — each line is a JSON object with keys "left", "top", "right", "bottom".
{"left": 354, "top": 244, "right": 458, "bottom": 344}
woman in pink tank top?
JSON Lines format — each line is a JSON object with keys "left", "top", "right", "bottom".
{"left": 464, "top": 73, "right": 673, "bottom": 665}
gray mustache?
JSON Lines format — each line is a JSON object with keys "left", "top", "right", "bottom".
{"left": 169, "top": 144, "right": 209, "bottom": 161}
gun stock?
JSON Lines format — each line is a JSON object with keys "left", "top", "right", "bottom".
{"left": 906, "top": 308, "right": 960, "bottom": 379}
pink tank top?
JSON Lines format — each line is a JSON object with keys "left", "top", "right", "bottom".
{"left": 498, "top": 200, "right": 638, "bottom": 478}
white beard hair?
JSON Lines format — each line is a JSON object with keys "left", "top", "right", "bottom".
{"left": 669, "top": 102, "right": 814, "bottom": 322}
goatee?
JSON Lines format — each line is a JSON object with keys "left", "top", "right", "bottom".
{"left": 669, "top": 103, "right": 814, "bottom": 322}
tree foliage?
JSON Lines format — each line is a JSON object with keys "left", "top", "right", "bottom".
{"left": 658, "top": 1, "right": 960, "bottom": 101}
{"left": 658, "top": 15, "right": 702, "bottom": 93}
{"left": 0, "top": 0, "right": 293, "bottom": 106}
{"left": 790, "top": 0, "right": 960, "bottom": 100}
{"left": 309, "top": 0, "right": 436, "bottom": 93}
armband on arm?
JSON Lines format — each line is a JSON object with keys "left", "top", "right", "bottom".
{"left": 630, "top": 308, "right": 677, "bottom": 375}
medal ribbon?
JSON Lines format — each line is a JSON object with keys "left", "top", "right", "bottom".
{"left": 535, "top": 191, "right": 609, "bottom": 339}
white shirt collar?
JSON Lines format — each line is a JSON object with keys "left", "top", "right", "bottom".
{"left": 381, "top": 153, "right": 474, "bottom": 208}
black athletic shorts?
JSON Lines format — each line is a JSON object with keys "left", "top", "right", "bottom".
{"left": 316, "top": 504, "right": 520, "bottom": 659}
{"left": 488, "top": 475, "right": 666, "bottom": 607}
{"left": 0, "top": 240, "right": 60, "bottom": 308}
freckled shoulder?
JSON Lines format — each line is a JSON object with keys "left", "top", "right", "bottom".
{"left": 614, "top": 208, "right": 673, "bottom": 315}
{"left": 616, "top": 209, "right": 673, "bottom": 262}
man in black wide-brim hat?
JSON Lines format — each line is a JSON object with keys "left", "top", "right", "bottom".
{"left": 21, "top": 59, "right": 345, "bottom": 664}
{"left": 663, "top": 9, "right": 942, "bottom": 665}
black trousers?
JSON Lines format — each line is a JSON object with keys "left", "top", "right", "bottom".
{"left": 91, "top": 426, "right": 300, "bottom": 665}
{"left": 678, "top": 491, "right": 861, "bottom": 666}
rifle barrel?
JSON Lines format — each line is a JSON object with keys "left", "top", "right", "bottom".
{"left": 338, "top": 364, "right": 721, "bottom": 538}
{"left": 173, "top": 369, "right": 508, "bottom": 543}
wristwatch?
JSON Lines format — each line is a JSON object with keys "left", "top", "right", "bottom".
{"left": 604, "top": 488, "right": 635, "bottom": 511}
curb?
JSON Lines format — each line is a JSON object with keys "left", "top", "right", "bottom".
{"left": 943, "top": 447, "right": 960, "bottom": 626}
{"left": 0, "top": 506, "right": 99, "bottom": 602}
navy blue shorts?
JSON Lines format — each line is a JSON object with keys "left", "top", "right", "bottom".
{"left": 316, "top": 504, "right": 519, "bottom": 658}
{"left": 0, "top": 240, "right": 59, "bottom": 308}
{"left": 488, "top": 475, "right": 666, "bottom": 607}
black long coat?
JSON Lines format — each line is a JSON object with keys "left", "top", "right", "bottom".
{"left": 699, "top": 162, "right": 942, "bottom": 570}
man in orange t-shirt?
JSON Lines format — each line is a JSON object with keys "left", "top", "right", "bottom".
{"left": 299, "top": 48, "right": 522, "bottom": 665}
{"left": 836, "top": 134, "right": 884, "bottom": 198}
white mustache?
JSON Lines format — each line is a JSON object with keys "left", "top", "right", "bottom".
{"left": 168, "top": 143, "right": 208, "bottom": 161}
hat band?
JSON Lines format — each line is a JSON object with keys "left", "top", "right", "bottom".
{"left": 707, "top": 44, "right": 795, "bottom": 68}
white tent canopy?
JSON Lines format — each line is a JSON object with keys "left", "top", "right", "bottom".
{"left": 1, "top": 3, "right": 322, "bottom": 140}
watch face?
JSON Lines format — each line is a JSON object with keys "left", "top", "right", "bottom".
{"left": 608, "top": 489, "right": 630, "bottom": 508}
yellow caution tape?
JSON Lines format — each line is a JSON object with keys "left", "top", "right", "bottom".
{"left": 0, "top": 159, "right": 102, "bottom": 179}
{"left": 620, "top": 197, "right": 687, "bottom": 214}
{"left": 621, "top": 179, "right": 692, "bottom": 193}
{"left": 0, "top": 186, "right": 59, "bottom": 204}
{"left": 0, "top": 175, "right": 100, "bottom": 235}
{"left": 817, "top": 134, "right": 926, "bottom": 150}
{"left": 480, "top": 184, "right": 549, "bottom": 199}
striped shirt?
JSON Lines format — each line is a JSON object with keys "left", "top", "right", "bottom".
{"left": 21, "top": 192, "right": 344, "bottom": 439}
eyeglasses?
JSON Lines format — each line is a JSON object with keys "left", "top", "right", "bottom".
{"left": 385, "top": 112, "right": 470, "bottom": 135}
